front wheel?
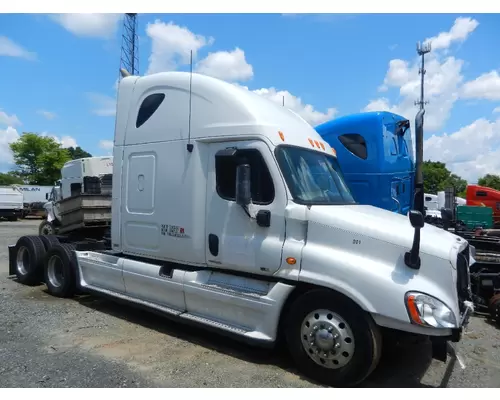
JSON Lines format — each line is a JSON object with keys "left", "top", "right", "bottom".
{"left": 39, "top": 220, "right": 55, "bottom": 235}
{"left": 285, "top": 289, "right": 382, "bottom": 387}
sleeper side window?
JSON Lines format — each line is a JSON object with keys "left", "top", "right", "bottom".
{"left": 215, "top": 149, "right": 275, "bottom": 205}
{"left": 476, "top": 191, "right": 488, "bottom": 197}
{"left": 136, "top": 93, "right": 165, "bottom": 128}
{"left": 390, "top": 137, "right": 398, "bottom": 155}
{"left": 338, "top": 133, "right": 368, "bottom": 160}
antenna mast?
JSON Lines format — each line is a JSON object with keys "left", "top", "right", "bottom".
{"left": 415, "top": 41, "right": 431, "bottom": 110}
{"left": 119, "top": 13, "right": 139, "bottom": 78}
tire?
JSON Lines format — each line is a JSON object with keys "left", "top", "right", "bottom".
{"left": 284, "top": 289, "right": 382, "bottom": 387}
{"left": 14, "top": 235, "right": 47, "bottom": 285}
{"left": 39, "top": 220, "right": 55, "bottom": 235}
{"left": 43, "top": 243, "right": 78, "bottom": 298}
{"left": 39, "top": 235, "right": 60, "bottom": 251}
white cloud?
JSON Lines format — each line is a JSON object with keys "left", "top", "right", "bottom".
{"left": 0, "top": 126, "right": 20, "bottom": 167}
{"left": 99, "top": 140, "right": 114, "bottom": 150}
{"left": 146, "top": 20, "right": 214, "bottom": 75}
{"left": 0, "top": 36, "right": 36, "bottom": 60}
{"left": 86, "top": 93, "right": 116, "bottom": 117}
{"left": 195, "top": 48, "right": 253, "bottom": 82}
{"left": 242, "top": 86, "right": 337, "bottom": 126}
{"left": 40, "top": 132, "right": 78, "bottom": 149}
{"left": 365, "top": 55, "right": 464, "bottom": 132}
{"left": 0, "top": 109, "right": 21, "bottom": 127}
{"left": 494, "top": 106, "right": 500, "bottom": 114}
{"left": 424, "top": 118, "right": 500, "bottom": 182}
{"left": 423, "top": 17, "right": 479, "bottom": 51}
{"left": 37, "top": 110, "right": 57, "bottom": 120}
{"left": 461, "top": 70, "right": 500, "bottom": 101}
{"left": 50, "top": 14, "right": 122, "bottom": 39}
{"left": 364, "top": 17, "right": 479, "bottom": 133}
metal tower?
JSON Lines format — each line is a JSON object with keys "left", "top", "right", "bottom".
{"left": 120, "top": 13, "right": 139, "bottom": 77}
{"left": 415, "top": 41, "right": 431, "bottom": 110}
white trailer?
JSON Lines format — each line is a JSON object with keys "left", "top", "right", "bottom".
{"left": 8, "top": 71, "right": 474, "bottom": 387}
{"left": 0, "top": 186, "right": 23, "bottom": 221}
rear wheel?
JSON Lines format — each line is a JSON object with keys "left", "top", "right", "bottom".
{"left": 39, "top": 235, "right": 60, "bottom": 251}
{"left": 44, "top": 243, "right": 78, "bottom": 298}
{"left": 285, "top": 289, "right": 382, "bottom": 387}
{"left": 14, "top": 236, "right": 46, "bottom": 285}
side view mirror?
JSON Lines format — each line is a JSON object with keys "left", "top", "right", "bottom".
{"left": 405, "top": 210, "right": 424, "bottom": 270}
{"left": 235, "top": 164, "right": 251, "bottom": 206}
{"left": 408, "top": 210, "right": 424, "bottom": 229}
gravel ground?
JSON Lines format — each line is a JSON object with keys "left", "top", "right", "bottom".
{"left": 1, "top": 218, "right": 500, "bottom": 388}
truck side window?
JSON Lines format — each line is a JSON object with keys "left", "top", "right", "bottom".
{"left": 338, "top": 134, "right": 367, "bottom": 160}
{"left": 476, "top": 191, "right": 487, "bottom": 197}
{"left": 390, "top": 137, "right": 398, "bottom": 155}
{"left": 215, "top": 149, "right": 275, "bottom": 205}
{"left": 136, "top": 93, "right": 166, "bottom": 128}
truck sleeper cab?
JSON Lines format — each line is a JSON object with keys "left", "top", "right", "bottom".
{"left": 10, "top": 72, "right": 473, "bottom": 387}
{"left": 315, "top": 111, "right": 415, "bottom": 216}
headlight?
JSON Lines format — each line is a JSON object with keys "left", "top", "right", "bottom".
{"left": 405, "top": 292, "right": 456, "bottom": 328}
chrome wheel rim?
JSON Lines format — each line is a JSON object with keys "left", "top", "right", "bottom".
{"left": 16, "top": 246, "right": 30, "bottom": 276}
{"left": 47, "top": 255, "right": 64, "bottom": 288}
{"left": 300, "top": 309, "right": 355, "bottom": 369}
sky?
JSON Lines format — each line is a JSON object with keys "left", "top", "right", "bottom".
{"left": 0, "top": 13, "right": 500, "bottom": 182}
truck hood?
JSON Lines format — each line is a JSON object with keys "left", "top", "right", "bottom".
{"left": 307, "top": 204, "right": 465, "bottom": 261}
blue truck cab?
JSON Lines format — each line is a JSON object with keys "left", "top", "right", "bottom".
{"left": 315, "top": 111, "right": 415, "bottom": 215}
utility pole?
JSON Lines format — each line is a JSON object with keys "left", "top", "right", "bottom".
{"left": 413, "top": 41, "right": 431, "bottom": 216}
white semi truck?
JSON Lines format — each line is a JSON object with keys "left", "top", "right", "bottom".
{"left": 40, "top": 156, "right": 113, "bottom": 236}
{"left": 8, "top": 71, "right": 474, "bottom": 387}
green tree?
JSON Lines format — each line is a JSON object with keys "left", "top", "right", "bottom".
{"left": 0, "top": 171, "right": 24, "bottom": 185}
{"left": 9, "top": 132, "right": 71, "bottom": 185}
{"left": 422, "top": 160, "right": 468, "bottom": 196}
{"left": 67, "top": 146, "right": 92, "bottom": 160}
{"left": 478, "top": 174, "right": 500, "bottom": 191}
{"left": 445, "top": 173, "right": 468, "bottom": 198}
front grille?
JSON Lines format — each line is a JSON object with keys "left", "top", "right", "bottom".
{"left": 457, "top": 244, "right": 471, "bottom": 312}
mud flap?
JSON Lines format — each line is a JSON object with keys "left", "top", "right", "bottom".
{"left": 431, "top": 338, "right": 448, "bottom": 363}
{"left": 8, "top": 245, "right": 16, "bottom": 276}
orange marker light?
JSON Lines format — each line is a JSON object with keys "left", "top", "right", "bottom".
{"left": 314, "top": 140, "right": 320, "bottom": 148}
{"left": 308, "top": 138, "right": 314, "bottom": 147}
{"left": 331, "top": 147, "right": 337, "bottom": 156}
{"left": 278, "top": 131, "right": 285, "bottom": 141}
{"left": 320, "top": 142, "right": 325, "bottom": 150}
{"left": 406, "top": 295, "right": 423, "bottom": 325}
{"left": 286, "top": 257, "right": 297, "bottom": 265}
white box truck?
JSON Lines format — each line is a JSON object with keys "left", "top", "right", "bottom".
{"left": 0, "top": 185, "right": 23, "bottom": 221}
{"left": 8, "top": 71, "right": 474, "bottom": 387}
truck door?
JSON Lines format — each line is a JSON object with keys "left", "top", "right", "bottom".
{"left": 205, "top": 140, "right": 287, "bottom": 275}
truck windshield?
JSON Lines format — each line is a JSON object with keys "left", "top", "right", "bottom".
{"left": 275, "top": 145, "right": 356, "bottom": 205}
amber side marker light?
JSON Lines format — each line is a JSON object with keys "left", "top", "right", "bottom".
{"left": 286, "top": 257, "right": 297, "bottom": 265}
{"left": 406, "top": 294, "right": 423, "bottom": 325}
{"left": 278, "top": 131, "right": 285, "bottom": 141}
